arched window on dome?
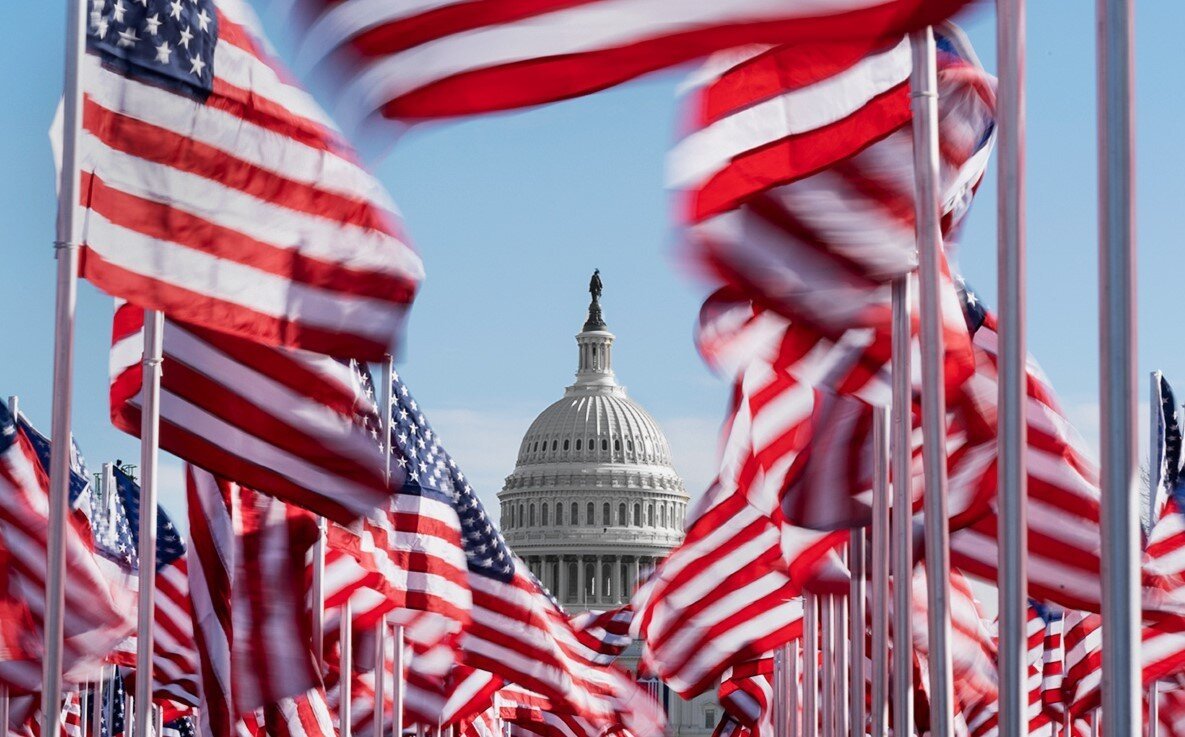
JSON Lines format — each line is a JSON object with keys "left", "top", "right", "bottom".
{"left": 618, "top": 503, "right": 627, "bottom": 526}
{"left": 659, "top": 505, "right": 666, "bottom": 528}
{"left": 575, "top": 439, "right": 581, "bottom": 451}
{"left": 603, "top": 502, "right": 611, "bottom": 526}
{"left": 529, "top": 504, "right": 536, "bottom": 526}
{"left": 614, "top": 439, "right": 621, "bottom": 452}
{"left": 633, "top": 503, "right": 640, "bottom": 526}
{"left": 587, "top": 502, "right": 594, "bottom": 525}
{"left": 563, "top": 439, "right": 570, "bottom": 451}
{"left": 647, "top": 504, "right": 653, "bottom": 526}
{"left": 627, "top": 439, "right": 634, "bottom": 452}
{"left": 555, "top": 504, "right": 563, "bottom": 525}
{"left": 532, "top": 441, "right": 538, "bottom": 453}
{"left": 601, "top": 438, "right": 608, "bottom": 451}
{"left": 518, "top": 503, "right": 524, "bottom": 526}
{"left": 541, "top": 503, "right": 549, "bottom": 526}
{"left": 505, "top": 505, "right": 513, "bottom": 528}
{"left": 570, "top": 502, "right": 577, "bottom": 525}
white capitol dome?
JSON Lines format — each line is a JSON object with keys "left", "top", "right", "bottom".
{"left": 498, "top": 274, "right": 720, "bottom": 737}
{"left": 498, "top": 276, "right": 689, "bottom": 608}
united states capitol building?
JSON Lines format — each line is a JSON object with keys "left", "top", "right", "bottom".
{"left": 498, "top": 274, "right": 720, "bottom": 736}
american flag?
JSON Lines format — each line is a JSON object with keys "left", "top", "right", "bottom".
{"left": 185, "top": 466, "right": 235, "bottom": 737}
{"left": 717, "top": 656, "right": 774, "bottom": 737}
{"left": 1150, "top": 373, "right": 1183, "bottom": 526}
{"left": 231, "top": 485, "right": 322, "bottom": 712}
{"left": 110, "top": 301, "right": 395, "bottom": 524}
{"left": 322, "top": 366, "right": 470, "bottom": 629}
{"left": 290, "top": 0, "right": 974, "bottom": 123}
{"left": 15, "top": 416, "right": 92, "bottom": 511}
{"left": 0, "top": 405, "right": 134, "bottom": 690}
{"left": 1038, "top": 605, "right": 1067, "bottom": 722}
{"left": 634, "top": 307, "right": 846, "bottom": 697}
{"left": 672, "top": 25, "right": 994, "bottom": 344}
{"left": 1146, "top": 374, "right": 1185, "bottom": 594}
{"left": 261, "top": 686, "right": 338, "bottom": 737}
{"left": 161, "top": 717, "right": 198, "bottom": 737}
{"left": 93, "top": 465, "right": 200, "bottom": 708}
{"left": 78, "top": 0, "right": 422, "bottom": 359}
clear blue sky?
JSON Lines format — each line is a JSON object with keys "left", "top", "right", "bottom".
{"left": 1, "top": 1, "right": 1182, "bottom": 526}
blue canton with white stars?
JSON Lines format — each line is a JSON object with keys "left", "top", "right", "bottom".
{"left": 955, "top": 277, "right": 988, "bottom": 336}
{"left": 91, "top": 466, "right": 186, "bottom": 574}
{"left": 388, "top": 370, "right": 515, "bottom": 583}
{"left": 87, "top": 0, "right": 218, "bottom": 100}
{"left": 15, "top": 416, "right": 91, "bottom": 508}
{"left": 97, "top": 669, "right": 126, "bottom": 737}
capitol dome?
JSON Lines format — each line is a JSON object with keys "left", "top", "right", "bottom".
{"left": 499, "top": 274, "right": 689, "bottom": 609}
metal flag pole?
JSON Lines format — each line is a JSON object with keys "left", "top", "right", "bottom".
{"left": 392, "top": 620, "right": 405, "bottom": 737}
{"left": 134, "top": 310, "right": 165, "bottom": 737}
{"left": 789, "top": 640, "right": 800, "bottom": 737}
{"left": 1097, "top": 0, "right": 1140, "bottom": 733}
{"left": 1149, "top": 373, "right": 1163, "bottom": 737}
{"left": 154, "top": 705, "right": 163, "bottom": 737}
{"left": 80, "top": 687, "right": 88, "bottom": 737}
{"left": 2, "top": 397, "right": 15, "bottom": 737}
{"left": 890, "top": 278, "right": 913, "bottom": 737}
{"left": 774, "top": 644, "right": 788, "bottom": 737}
{"left": 821, "top": 596, "right": 834, "bottom": 737}
{"left": 341, "top": 599, "right": 354, "bottom": 737}
{"left": 996, "top": 0, "right": 1029, "bottom": 735}
{"left": 850, "top": 530, "right": 867, "bottom": 737}
{"left": 803, "top": 594, "right": 819, "bottom": 737}
{"left": 90, "top": 668, "right": 105, "bottom": 737}
{"left": 870, "top": 406, "right": 890, "bottom": 737}
{"left": 375, "top": 356, "right": 395, "bottom": 737}
{"left": 43, "top": 0, "right": 89, "bottom": 730}
{"left": 908, "top": 28, "right": 954, "bottom": 737}
{"left": 312, "top": 517, "right": 327, "bottom": 670}
{"left": 834, "top": 566, "right": 849, "bottom": 737}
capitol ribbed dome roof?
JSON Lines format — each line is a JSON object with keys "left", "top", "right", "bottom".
{"left": 515, "top": 389, "right": 673, "bottom": 468}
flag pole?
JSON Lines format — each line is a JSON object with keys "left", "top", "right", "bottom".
{"left": 90, "top": 668, "right": 105, "bottom": 737}
{"left": 43, "top": 0, "right": 88, "bottom": 730}
{"left": 803, "top": 594, "right": 819, "bottom": 737}
{"left": 788, "top": 640, "right": 800, "bottom": 737}
{"left": 1149, "top": 372, "right": 1163, "bottom": 737}
{"left": 2, "top": 397, "right": 15, "bottom": 737}
{"left": 312, "top": 517, "right": 326, "bottom": 670}
{"left": 341, "top": 599, "right": 353, "bottom": 737}
{"left": 890, "top": 277, "right": 913, "bottom": 737}
{"left": 375, "top": 355, "right": 394, "bottom": 737}
{"left": 1097, "top": 0, "right": 1140, "bottom": 733}
{"left": 134, "top": 310, "right": 165, "bottom": 737}
{"left": 392, "top": 620, "right": 405, "bottom": 737}
{"left": 850, "top": 530, "right": 866, "bottom": 737}
{"left": 834, "top": 566, "right": 849, "bottom": 737}
{"left": 820, "top": 596, "right": 833, "bottom": 737}
{"left": 774, "top": 643, "right": 787, "bottom": 737}
{"left": 870, "top": 406, "right": 890, "bottom": 737}
{"left": 996, "top": 0, "right": 1029, "bottom": 735}
{"left": 908, "top": 28, "right": 954, "bottom": 737}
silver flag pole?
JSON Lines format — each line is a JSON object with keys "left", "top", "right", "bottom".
{"left": 774, "top": 644, "right": 788, "bottom": 737}
{"left": 341, "top": 599, "right": 354, "bottom": 737}
{"left": 908, "top": 28, "right": 954, "bottom": 737}
{"left": 375, "top": 356, "right": 394, "bottom": 737}
{"left": 850, "top": 531, "right": 866, "bottom": 737}
{"left": 789, "top": 640, "right": 800, "bottom": 737}
{"left": 803, "top": 594, "right": 819, "bottom": 737}
{"left": 834, "top": 562, "right": 849, "bottom": 737}
{"left": 1149, "top": 372, "right": 1163, "bottom": 737}
{"left": 821, "top": 596, "right": 834, "bottom": 737}
{"left": 996, "top": 1, "right": 1030, "bottom": 735}
{"left": 890, "top": 278, "right": 913, "bottom": 737}
{"left": 134, "top": 310, "right": 165, "bottom": 737}
{"left": 869, "top": 406, "right": 890, "bottom": 737}
{"left": 43, "top": 0, "right": 88, "bottom": 730}
{"left": 1097, "top": 0, "right": 1140, "bottom": 734}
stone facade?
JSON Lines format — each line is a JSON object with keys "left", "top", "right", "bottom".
{"left": 498, "top": 294, "right": 719, "bottom": 737}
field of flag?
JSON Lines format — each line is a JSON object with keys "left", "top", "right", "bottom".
{"left": 0, "top": 0, "right": 1170, "bottom": 736}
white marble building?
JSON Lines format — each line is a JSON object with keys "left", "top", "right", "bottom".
{"left": 498, "top": 282, "right": 721, "bottom": 737}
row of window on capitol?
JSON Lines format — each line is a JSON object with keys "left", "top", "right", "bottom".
{"left": 502, "top": 499, "right": 686, "bottom": 529}
{"left": 520, "top": 434, "right": 663, "bottom": 461}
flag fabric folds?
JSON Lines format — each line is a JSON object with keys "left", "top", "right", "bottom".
{"left": 91, "top": 465, "right": 200, "bottom": 708}
{"left": 78, "top": 0, "right": 423, "bottom": 359}
{"left": 0, "top": 404, "right": 134, "bottom": 690}
{"left": 292, "top": 0, "right": 974, "bottom": 122}
{"left": 110, "top": 301, "right": 394, "bottom": 524}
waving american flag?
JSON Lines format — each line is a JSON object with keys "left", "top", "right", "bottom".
{"left": 79, "top": 0, "right": 422, "bottom": 359}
